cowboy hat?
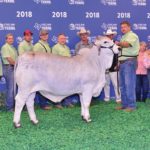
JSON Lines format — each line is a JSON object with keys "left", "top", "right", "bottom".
{"left": 103, "top": 29, "right": 117, "bottom": 36}
{"left": 77, "top": 28, "right": 90, "bottom": 36}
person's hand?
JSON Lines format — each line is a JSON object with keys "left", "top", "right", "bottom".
{"left": 114, "top": 65, "right": 119, "bottom": 71}
{"left": 115, "top": 41, "right": 120, "bottom": 45}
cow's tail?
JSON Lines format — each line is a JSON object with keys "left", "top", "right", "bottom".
{"left": 14, "top": 58, "right": 19, "bottom": 98}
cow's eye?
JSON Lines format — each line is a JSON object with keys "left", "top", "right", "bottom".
{"left": 104, "top": 41, "right": 108, "bottom": 44}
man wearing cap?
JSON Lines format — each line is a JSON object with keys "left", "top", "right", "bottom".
{"left": 1, "top": 33, "right": 18, "bottom": 111}
{"left": 116, "top": 21, "right": 140, "bottom": 112}
{"left": 18, "top": 30, "right": 35, "bottom": 111}
{"left": 18, "top": 29, "right": 33, "bottom": 55}
{"left": 33, "top": 29, "right": 52, "bottom": 110}
{"left": 103, "top": 29, "right": 121, "bottom": 103}
{"left": 33, "top": 29, "right": 51, "bottom": 53}
{"left": 52, "top": 33, "right": 74, "bottom": 108}
{"left": 75, "top": 28, "right": 93, "bottom": 55}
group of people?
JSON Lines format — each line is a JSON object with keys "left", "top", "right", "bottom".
{"left": 0, "top": 26, "right": 94, "bottom": 111}
{"left": 0, "top": 20, "right": 149, "bottom": 113}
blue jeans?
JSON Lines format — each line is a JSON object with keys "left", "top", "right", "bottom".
{"left": 136, "top": 75, "right": 149, "bottom": 102}
{"left": 36, "top": 92, "right": 49, "bottom": 108}
{"left": 119, "top": 59, "right": 137, "bottom": 109}
{"left": 3, "top": 65, "right": 15, "bottom": 110}
{"left": 55, "top": 96, "right": 74, "bottom": 106}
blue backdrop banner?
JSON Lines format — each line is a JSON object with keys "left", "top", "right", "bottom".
{"left": 0, "top": 0, "right": 150, "bottom": 49}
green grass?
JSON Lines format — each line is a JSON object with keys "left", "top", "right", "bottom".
{"left": 0, "top": 100, "right": 150, "bottom": 150}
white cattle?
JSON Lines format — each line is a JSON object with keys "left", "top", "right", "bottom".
{"left": 13, "top": 36, "right": 119, "bottom": 128}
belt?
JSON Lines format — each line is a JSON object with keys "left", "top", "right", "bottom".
{"left": 3, "top": 64, "right": 14, "bottom": 67}
{"left": 119, "top": 58, "right": 136, "bottom": 64}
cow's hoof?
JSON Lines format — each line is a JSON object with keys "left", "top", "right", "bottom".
{"left": 86, "top": 118, "right": 92, "bottom": 123}
{"left": 81, "top": 116, "right": 92, "bottom": 123}
{"left": 81, "top": 116, "right": 84, "bottom": 120}
{"left": 31, "top": 120, "right": 39, "bottom": 125}
{"left": 13, "top": 122, "right": 21, "bottom": 128}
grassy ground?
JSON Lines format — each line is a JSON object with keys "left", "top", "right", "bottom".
{"left": 0, "top": 100, "right": 150, "bottom": 150}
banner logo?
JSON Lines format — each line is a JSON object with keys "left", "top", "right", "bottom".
{"left": 34, "top": 23, "right": 52, "bottom": 31}
{"left": 100, "top": 0, "right": 117, "bottom": 6}
{"left": 33, "top": 0, "right": 51, "bottom": 5}
{"left": 68, "top": 0, "right": 85, "bottom": 5}
{"left": 133, "top": 23, "right": 147, "bottom": 30}
{"left": 69, "top": 23, "right": 85, "bottom": 30}
{"left": 0, "top": 0, "right": 15, "bottom": 3}
{"left": 101, "top": 23, "right": 117, "bottom": 31}
{"left": 0, "top": 23, "right": 15, "bottom": 30}
{"left": 132, "top": 0, "right": 146, "bottom": 6}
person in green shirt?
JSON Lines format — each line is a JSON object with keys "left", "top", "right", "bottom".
{"left": 33, "top": 29, "right": 51, "bottom": 53}
{"left": 52, "top": 33, "right": 74, "bottom": 108}
{"left": 115, "top": 21, "right": 140, "bottom": 112}
{"left": 52, "top": 34, "right": 70, "bottom": 57}
{"left": 1, "top": 33, "right": 18, "bottom": 111}
{"left": 18, "top": 29, "right": 33, "bottom": 55}
{"left": 33, "top": 29, "right": 52, "bottom": 110}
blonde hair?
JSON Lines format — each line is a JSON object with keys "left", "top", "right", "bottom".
{"left": 140, "top": 41, "right": 147, "bottom": 51}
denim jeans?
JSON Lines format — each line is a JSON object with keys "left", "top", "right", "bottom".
{"left": 55, "top": 96, "right": 73, "bottom": 106}
{"left": 119, "top": 59, "right": 137, "bottom": 108}
{"left": 136, "top": 75, "right": 149, "bottom": 102}
{"left": 36, "top": 92, "right": 49, "bottom": 108}
{"left": 3, "top": 65, "right": 15, "bottom": 110}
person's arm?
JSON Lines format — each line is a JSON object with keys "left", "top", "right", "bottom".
{"left": 18, "top": 44, "right": 25, "bottom": 55}
{"left": 52, "top": 45, "right": 59, "bottom": 55}
{"left": 116, "top": 34, "right": 137, "bottom": 48}
{"left": 1, "top": 46, "right": 15, "bottom": 65}
{"left": 6, "top": 57, "right": 15, "bottom": 65}
{"left": 116, "top": 41, "right": 132, "bottom": 48}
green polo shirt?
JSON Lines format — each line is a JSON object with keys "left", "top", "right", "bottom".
{"left": 33, "top": 40, "right": 51, "bottom": 53}
{"left": 119, "top": 31, "right": 140, "bottom": 61}
{"left": 52, "top": 43, "right": 71, "bottom": 57}
{"left": 18, "top": 40, "right": 33, "bottom": 55}
{"left": 1, "top": 43, "right": 18, "bottom": 65}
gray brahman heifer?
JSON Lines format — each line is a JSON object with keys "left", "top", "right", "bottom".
{"left": 13, "top": 36, "right": 119, "bottom": 128}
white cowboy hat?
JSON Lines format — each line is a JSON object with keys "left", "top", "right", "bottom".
{"left": 77, "top": 28, "right": 91, "bottom": 36}
{"left": 103, "top": 29, "right": 117, "bottom": 36}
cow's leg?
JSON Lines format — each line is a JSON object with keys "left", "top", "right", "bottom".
{"left": 79, "top": 94, "right": 84, "bottom": 119}
{"left": 82, "top": 91, "right": 92, "bottom": 123}
{"left": 13, "top": 93, "right": 27, "bottom": 128}
{"left": 26, "top": 92, "right": 38, "bottom": 125}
